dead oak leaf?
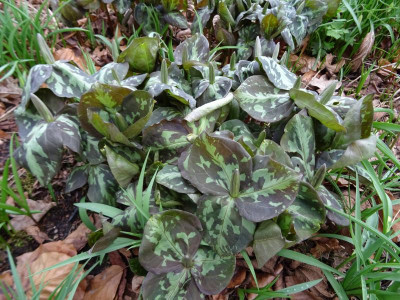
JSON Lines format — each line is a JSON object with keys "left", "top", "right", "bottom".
{"left": 351, "top": 31, "right": 375, "bottom": 72}
{"left": 54, "top": 48, "right": 87, "bottom": 70}
{"left": 83, "top": 265, "right": 124, "bottom": 300}
{"left": 310, "top": 237, "right": 341, "bottom": 259}
{"left": 10, "top": 199, "right": 56, "bottom": 231}
{"left": 309, "top": 75, "right": 341, "bottom": 92}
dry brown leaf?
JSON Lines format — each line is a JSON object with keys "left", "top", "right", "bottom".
{"left": 10, "top": 199, "right": 56, "bottom": 231}
{"left": 131, "top": 276, "right": 144, "bottom": 294}
{"left": 248, "top": 273, "right": 275, "bottom": 300}
{"left": 377, "top": 58, "right": 394, "bottom": 77}
{"left": 0, "top": 129, "right": 10, "bottom": 139}
{"left": 83, "top": 265, "right": 124, "bottom": 300}
{"left": 324, "top": 54, "right": 345, "bottom": 75}
{"left": 27, "top": 252, "right": 85, "bottom": 299}
{"left": 285, "top": 263, "right": 333, "bottom": 299}
{"left": 351, "top": 31, "right": 375, "bottom": 72}
{"left": 0, "top": 77, "right": 22, "bottom": 104}
{"left": 25, "top": 225, "right": 49, "bottom": 244}
{"left": 290, "top": 54, "right": 318, "bottom": 73}
{"left": 54, "top": 48, "right": 86, "bottom": 70}
{"left": 227, "top": 267, "right": 247, "bottom": 289}
{"left": 309, "top": 75, "right": 341, "bottom": 92}
{"left": 0, "top": 271, "right": 13, "bottom": 300}
{"left": 64, "top": 221, "right": 91, "bottom": 251}
{"left": 310, "top": 237, "right": 341, "bottom": 259}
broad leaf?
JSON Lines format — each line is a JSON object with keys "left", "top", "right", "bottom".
{"left": 289, "top": 89, "right": 346, "bottom": 132}
{"left": 197, "top": 195, "right": 255, "bottom": 255}
{"left": 174, "top": 34, "right": 209, "bottom": 65}
{"left": 257, "top": 56, "right": 297, "bottom": 90}
{"left": 234, "top": 75, "right": 294, "bottom": 123}
{"left": 14, "top": 115, "right": 81, "bottom": 185}
{"left": 139, "top": 210, "right": 203, "bottom": 274}
{"left": 87, "top": 164, "right": 119, "bottom": 205}
{"left": 280, "top": 114, "right": 315, "bottom": 181}
{"left": 157, "top": 164, "right": 197, "bottom": 194}
{"left": 253, "top": 220, "right": 286, "bottom": 267}
{"left": 287, "top": 182, "right": 325, "bottom": 242}
{"left": 118, "top": 37, "right": 159, "bottom": 73}
{"left": 317, "top": 186, "right": 349, "bottom": 226}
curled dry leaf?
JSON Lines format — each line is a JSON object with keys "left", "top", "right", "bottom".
{"left": 54, "top": 48, "right": 87, "bottom": 70}
{"left": 64, "top": 221, "right": 92, "bottom": 251}
{"left": 351, "top": 31, "right": 375, "bottom": 72}
{"left": 285, "top": 263, "right": 333, "bottom": 299}
{"left": 25, "top": 225, "right": 50, "bottom": 244}
{"left": 309, "top": 74, "right": 341, "bottom": 92}
{"left": 290, "top": 54, "right": 318, "bottom": 74}
{"left": 131, "top": 275, "right": 144, "bottom": 294}
{"left": 310, "top": 237, "right": 341, "bottom": 259}
{"left": 227, "top": 267, "right": 247, "bottom": 289}
{"left": 83, "top": 265, "right": 124, "bottom": 300}
{"left": 10, "top": 199, "right": 56, "bottom": 231}
{"left": 323, "top": 54, "right": 345, "bottom": 75}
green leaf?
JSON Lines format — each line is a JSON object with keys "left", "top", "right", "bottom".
{"left": 14, "top": 115, "right": 81, "bottom": 185}
{"left": 104, "top": 145, "right": 139, "bottom": 188}
{"left": 253, "top": 220, "right": 286, "bottom": 268}
{"left": 290, "top": 89, "right": 346, "bottom": 132}
{"left": 257, "top": 56, "right": 297, "bottom": 90}
{"left": 191, "top": 246, "right": 235, "bottom": 294}
{"left": 139, "top": 210, "right": 203, "bottom": 274}
{"left": 142, "top": 270, "right": 203, "bottom": 299}
{"left": 156, "top": 164, "right": 197, "bottom": 194}
{"left": 235, "top": 158, "right": 301, "bottom": 222}
{"left": 316, "top": 186, "right": 349, "bottom": 226}
{"left": 65, "top": 165, "right": 88, "bottom": 193}
{"left": 92, "top": 62, "right": 129, "bottom": 85}
{"left": 179, "top": 132, "right": 252, "bottom": 196}
{"left": 87, "top": 164, "right": 119, "bottom": 205}
{"left": 196, "top": 195, "right": 255, "bottom": 255}
{"left": 332, "top": 94, "right": 374, "bottom": 148}
{"left": 78, "top": 83, "right": 132, "bottom": 137}
{"left": 234, "top": 75, "right": 294, "bottom": 123}
{"left": 287, "top": 182, "right": 326, "bottom": 242}
{"left": 118, "top": 37, "right": 159, "bottom": 73}
{"left": 280, "top": 114, "right": 315, "bottom": 181}
{"left": 174, "top": 34, "right": 209, "bottom": 65}
{"left": 261, "top": 14, "right": 280, "bottom": 39}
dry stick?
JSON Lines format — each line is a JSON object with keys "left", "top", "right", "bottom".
{"left": 346, "top": 62, "right": 400, "bottom": 87}
{"left": 0, "top": 106, "right": 17, "bottom": 122}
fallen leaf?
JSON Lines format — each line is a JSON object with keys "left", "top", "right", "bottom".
{"left": 28, "top": 251, "right": 86, "bottom": 299}
{"left": 351, "top": 31, "right": 375, "bottom": 72}
{"left": 227, "top": 267, "right": 247, "bottom": 288}
{"left": 83, "top": 265, "right": 124, "bottom": 300}
{"left": 324, "top": 54, "right": 345, "bottom": 75}
{"left": 10, "top": 199, "right": 56, "bottom": 231}
{"left": 0, "top": 271, "right": 13, "bottom": 300}
{"left": 310, "top": 237, "right": 341, "bottom": 259}
{"left": 54, "top": 48, "right": 87, "bottom": 70}
{"left": 0, "top": 129, "right": 10, "bottom": 139}
{"left": 377, "top": 58, "right": 394, "bottom": 77}
{"left": 309, "top": 74, "right": 341, "bottom": 92}
{"left": 64, "top": 221, "right": 92, "bottom": 251}
{"left": 302, "top": 70, "right": 317, "bottom": 85}
{"left": 25, "top": 225, "right": 49, "bottom": 244}
{"left": 131, "top": 275, "right": 144, "bottom": 294}
{"left": 285, "top": 263, "right": 333, "bottom": 299}
{"left": 290, "top": 54, "right": 318, "bottom": 73}
{"left": 248, "top": 273, "right": 275, "bottom": 300}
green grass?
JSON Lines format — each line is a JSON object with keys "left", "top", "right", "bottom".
{"left": 0, "top": 0, "right": 90, "bottom": 82}
{"left": 310, "top": 0, "right": 400, "bottom": 62}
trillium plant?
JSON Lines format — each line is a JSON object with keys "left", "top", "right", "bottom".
{"left": 15, "top": 32, "right": 375, "bottom": 298}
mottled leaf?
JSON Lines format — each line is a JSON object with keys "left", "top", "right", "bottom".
{"left": 164, "top": 11, "right": 189, "bottom": 29}
{"left": 157, "top": 164, "right": 197, "bottom": 194}
{"left": 257, "top": 56, "right": 297, "bottom": 90}
{"left": 191, "top": 246, "right": 235, "bottom": 294}
{"left": 234, "top": 75, "right": 294, "bottom": 123}
{"left": 287, "top": 182, "right": 325, "bottom": 242}
{"left": 235, "top": 158, "right": 300, "bottom": 222}
{"left": 92, "top": 62, "right": 129, "bottom": 85}
{"left": 280, "top": 114, "right": 315, "bottom": 181}
{"left": 87, "top": 164, "right": 119, "bottom": 205}
{"left": 196, "top": 195, "right": 255, "bottom": 255}
{"left": 317, "top": 186, "right": 349, "bottom": 226}
{"left": 174, "top": 34, "right": 209, "bottom": 65}
{"left": 256, "top": 139, "right": 293, "bottom": 168}
{"left": 179, "top": 133, "right": 252, "bottom": 196}
{"left": 65, "top": 165, "right": 88, "bottom": 193}
{"left": 14, "top": 115, "right": 81, "bottom": 185}
{"left": 261, "top": 14, "right": 280, "bottom": 39}
{"left": 139, "top": 210, "right": 203, "bottom": 274}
